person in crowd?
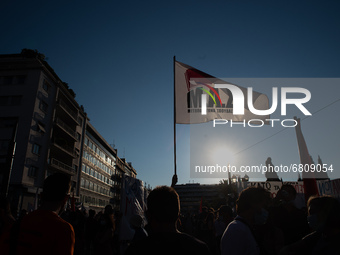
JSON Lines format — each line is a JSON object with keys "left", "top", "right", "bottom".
{"left": 253, "top": 196, "right": 285, "bottom": 255}
{"left": 0, "top": 172, "right": 75, "bottom": 255}
{"left": 71, "top": 205, "right": 86, "bottom": 255}
{"left": 95, "top": 205, "right": 115, "bottom": 255}
{"left": 271, "top": 184, "right": 310, "bottom": 245}
{"left": 215, "top": 205, "right": 233, "bottom": 254}
{"left": 196, "top": 206, "right": 209, "bottom": 241}
{"left": 221, "top": 186, "right": 270, "bottom": 255}
{"left": 125, "top": 186, "right": 211, "bottom": 255}
{"left": 279, "top": 195, "right": 340, "bottom": 255}
{"left": 84, "top": 209, "right": 99, "bottom": 255}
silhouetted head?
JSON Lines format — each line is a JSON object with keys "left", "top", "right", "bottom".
{"left": 279, "top": 184, "right": 297, "bottom": 202}
{"left": 218, "top": 205, "right": 233, "bottom": 219}
{"left": 42, "top": 173, "right": 71, "bottom": 202}
{"left": 146, "top": 186, "right": 180, "bottom": 223}
{"left": 236, "top": 186, "right": 271, "bottom": 225}
{"left": 104, "top": 205, "right": 113, "bottom": 215}
{"left": 307, "top": 195, "right": 340, "bottom": 232}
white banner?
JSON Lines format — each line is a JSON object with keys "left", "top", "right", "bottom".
{"left": 119, "top": 175, "right": 147, "bottom": 241}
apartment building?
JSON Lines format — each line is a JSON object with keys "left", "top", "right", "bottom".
{"left": 79, "top": 122, "right": 116, "bottom": 210}
{"left": 0, "top": 49, "right": 85, "bottom": 212}
{"left": 0, "top": 49, "right": 138, "bottom": 213}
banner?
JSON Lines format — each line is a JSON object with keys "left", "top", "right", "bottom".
{"left": 119, "top": 175, "right": 147, "bottom": 241}
{"left": 247, "top": 181, "right": 306, "bottom": 208}
{"left": 317, "top": 179, "right": 340, "bottom": 199}
{"left": 175, "top": 61, "right": 270, "bottom": 124}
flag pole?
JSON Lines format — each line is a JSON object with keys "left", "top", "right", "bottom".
{"left": 173, "top": 56, "right": 177, "bottom": 176}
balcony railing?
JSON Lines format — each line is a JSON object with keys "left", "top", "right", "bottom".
{"left": 58, "top": 99, "right": 78, "bottom": 121}
{"left": 50, "top": 158, "right": 75, "bottom": 175}
{"left": 52, "top": 141, "right": 75, "bottom": 157}
{"left": 55, "top": 118, "right": 77, "bottom": 139}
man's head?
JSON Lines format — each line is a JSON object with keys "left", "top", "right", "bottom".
{"left": 42, "top": 173, "right": 71, "bottom": 210}
{"left": 218, "top": 205, "right": 233, "bottom": 220}
{"left": 307, "top": 195, "right": 340, "bottom": 232}
{"left": 278, "top": 184, "right": 297, "bottom": 202}
{"left": 236, "top": 186, "right": 270, "bottom": 224}
{"left": 146, "top": 186, "right": 180, "bottom": 224}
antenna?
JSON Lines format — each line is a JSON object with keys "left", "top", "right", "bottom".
{"left": 110, "top": 139, "right": 115, "bottom": 149}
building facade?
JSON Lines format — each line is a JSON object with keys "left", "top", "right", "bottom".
{"left": 0, "top": 50, "right": 138, "bottom": 213}
{"left": 79, "top": 122, "right": 116, "bottom": 211}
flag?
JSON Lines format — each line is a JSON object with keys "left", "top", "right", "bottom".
{"left": 175, "top": 61, "right": 270, "bottom": 124}
{"left": 294, "top": 117, "right": 319, "bottom": 201}
{"left": 119, "top": 174, "right": 147, "bottom": 241}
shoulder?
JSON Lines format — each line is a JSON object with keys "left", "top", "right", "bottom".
{"left": 126, "top": 232, "right": 211, "bottom": 255}
{"left": 25, "top": 210, "right": 74, "bottom": 234}
{"left": 221, "top": 218, "right": 255, "bottom": 243}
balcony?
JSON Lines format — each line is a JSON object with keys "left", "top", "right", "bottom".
{"left": 58, "top": 99, "right": 79, "bottom": 123}
{"left": 50, "top": 158, "right": 75, "bottom": 175}
{"left": 55, "top": 118, "right": 77, "bottom": 140}
{"left": 51, "top": 141, "right": 76, "bottom": 158}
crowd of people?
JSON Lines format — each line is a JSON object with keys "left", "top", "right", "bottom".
{"left": 0, "top": 173, "right": 340, "bottom": 255}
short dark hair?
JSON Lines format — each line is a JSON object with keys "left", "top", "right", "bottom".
{"left": 42, "top": 173, "right": 71, "bottom": 202}
{"left": 147, "top": 186, "right": 180, "bottom": 223}
{"left": 236, "top": 186, "right": 270, "bottom": 214}
{"left": 281, "top": 184, "right": 297, "bottom": 197}
{"left": 307, "top": 195, "right": 340, "bottom": 229}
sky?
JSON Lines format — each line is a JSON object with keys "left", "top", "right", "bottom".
{"left": 1, "top": 0, "right": 339, "bottom": 188}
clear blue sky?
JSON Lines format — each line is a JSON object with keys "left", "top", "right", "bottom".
{"left": 1, "top": 0, "right": 339, "bottom": 188}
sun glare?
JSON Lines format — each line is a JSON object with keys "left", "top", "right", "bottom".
{"left": 210, "top": 145, "right": 236, "bottom": 166}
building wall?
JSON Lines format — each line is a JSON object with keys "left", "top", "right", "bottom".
{"left": 0, "top": 51, "right": 139, "bottom": 214}
{"left": 79, "top": 124, "right": 116, "bottom": 211}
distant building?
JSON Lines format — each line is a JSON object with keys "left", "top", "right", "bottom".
{"left": 0, "top": 49, "right": 139, "bottom": 213}
{"left": 0, "top": 49, "right": 85, "bottom": 212}
{"left": 79, "top": 122, "right": 116, "bottom": 210}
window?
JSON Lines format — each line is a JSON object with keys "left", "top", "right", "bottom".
{"left": 39, "top": 100, "right": 48, "bottom": 113}
{"left": 32, "top": 143, "right": 41, "bottom": 155}
{"left": 0, "top": 97, "right": 8, "bottom": 106}
{"left": 0, "top": 139, "right": 10, "bottom": 153}
{"left": 84, "top": 137, "right": 88, "bottom": 146}
{"left": 37, "top": 122, "right": 46, "bottom": 133}
{"left": 16, "top": 75, "right": 26, "bottom": 84}
{"left": 78, "top": 117, "right": 83, "bottom": 126}
{"left": 81, "top": 178, "right": 85, "bottom": 187}
{"left": 28, "top": 166, "right": 38, "bottom": 177}
{"left": 42, "top": 80, "right": 50, "bottom": 93}
{"left": 3, "top": 76, "right": 13, "bottom": 85}
{"left": 82, "top": 164, "right": 86, "bottom": 173}
{"left": 11, "top": 96, "right": 22, "bottom": 105}
{"left": 0, "top": 96, "right": 22, "bottom": 106}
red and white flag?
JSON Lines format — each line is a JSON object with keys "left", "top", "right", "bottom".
{"left": 175, "top": 61, "right": 270, "bottom": 124}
